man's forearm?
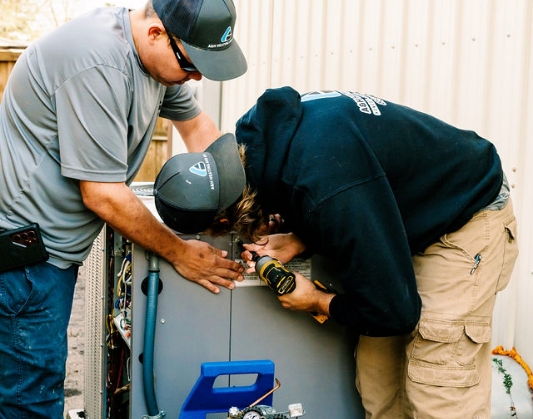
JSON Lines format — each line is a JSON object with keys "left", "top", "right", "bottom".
{"left": 80, "top": 180, "right": 244, "bottom": 293}
{"left": 81, "top": 181, "right": 187, "bottom": 261}
{"left": 173, "top": 111, "right": 221, "bottom": 152}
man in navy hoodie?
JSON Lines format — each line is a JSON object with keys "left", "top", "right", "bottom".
{"left": 230, "top": 87, "right": 519, "bottom": 419}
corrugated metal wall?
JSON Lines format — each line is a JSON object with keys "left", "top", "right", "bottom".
{"left": 207, "top": 0, "right": 533, "bottom": 363}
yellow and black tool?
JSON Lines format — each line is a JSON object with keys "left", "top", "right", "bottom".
{"left": 251, "top": 252, "right": 296, "bottom": 296}
{"left": 250, "top": 251, "right": 337, "bottom": 323}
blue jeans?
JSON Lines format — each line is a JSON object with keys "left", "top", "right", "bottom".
{"left": 0, "top": 262, "right": 78, "bottom": 419}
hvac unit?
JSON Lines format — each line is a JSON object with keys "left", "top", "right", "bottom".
{"left": 83, "top": 185, "right": 364, "bottom": 419}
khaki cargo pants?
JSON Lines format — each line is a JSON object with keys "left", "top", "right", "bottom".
{"left": 355, "top": 199, "right": 519, "bottom": 419}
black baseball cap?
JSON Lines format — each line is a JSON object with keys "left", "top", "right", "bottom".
{"left": 153, "top": 0, "right": 247, "bottom": 81}
{"left": 153, "top": 133, "right": 245, "bottom": 233}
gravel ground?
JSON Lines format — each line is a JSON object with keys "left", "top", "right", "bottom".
{"left": 64, "top": 266, "right": 86, "bottom": 417}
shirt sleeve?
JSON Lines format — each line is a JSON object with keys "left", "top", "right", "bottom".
{"left": 55, "top": 65, "right": 131, "bottom": 182}
{"left": 309, "top": 176, "right": 421, "bottom": 336}
{"left": 160, "top": 83, "right": 202, "bottom": 121}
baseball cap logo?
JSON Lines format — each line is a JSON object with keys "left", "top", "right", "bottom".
{"left": 189, "top": 162, "right": 207, "bottom": 177}
{"left": 221, "top": 26, "right": 233, "bottom": 43}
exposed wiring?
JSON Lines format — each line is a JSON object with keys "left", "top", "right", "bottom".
{"left": 115, "top": 250, "right": 132, "bottom": 338}
{"left": 104, "top": 232, "right": 133, "bottom": 418}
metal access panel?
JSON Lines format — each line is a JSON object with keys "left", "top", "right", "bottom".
{"left": 129, "top": 233, "right": 364, "bottom": 419}
{"left": 229, "top": 255, "right": 363, "bottom": 418}
{"left": 130, "top": 234, "right": 233, "bottom": 419}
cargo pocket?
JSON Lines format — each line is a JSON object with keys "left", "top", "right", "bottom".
{"left": 408, "top": 319, "right": 491, "bottom": 388}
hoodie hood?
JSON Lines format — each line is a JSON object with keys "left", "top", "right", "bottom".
{"left": 235, "top": 86, "right": 303, "bottom": 214}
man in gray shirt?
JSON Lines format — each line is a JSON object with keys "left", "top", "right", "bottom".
{"left": 0, "top": 1, "right": 247, "bottom": 417}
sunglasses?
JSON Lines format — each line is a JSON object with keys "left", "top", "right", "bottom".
{"left": 166, "top": 29, "right": 198, "bottom": 73}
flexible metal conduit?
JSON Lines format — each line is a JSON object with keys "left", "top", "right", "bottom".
{"left": 142, "top": 253, "right": 165, "bottom": 419}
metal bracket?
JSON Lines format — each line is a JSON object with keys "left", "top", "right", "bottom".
{"left": 141, "top": 410, "right": 166, "bottom": 419}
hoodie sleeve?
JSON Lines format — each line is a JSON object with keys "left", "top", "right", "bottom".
{"left": 307, "top": 175, "right": 421, "bottom": 336}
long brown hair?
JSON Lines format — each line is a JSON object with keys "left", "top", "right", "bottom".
{"left": 204, "top": 144, "right": 268, "bottom": 243}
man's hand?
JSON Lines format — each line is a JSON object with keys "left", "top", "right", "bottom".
{"left": 241, "top": 232, "right": 306, "bottom": 272}
{"left": 278, "top": 272, "right": 334, "bottom": 317}
{"left": 168, "top": 239, "right": 244, "bottom": 293}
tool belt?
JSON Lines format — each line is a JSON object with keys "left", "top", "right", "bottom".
{"left": 0, "top": 223, "right": 49, "bottom": 273}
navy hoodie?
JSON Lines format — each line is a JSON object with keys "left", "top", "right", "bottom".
{"left": 235, "top": 87, "right": 502, "bottom": 336}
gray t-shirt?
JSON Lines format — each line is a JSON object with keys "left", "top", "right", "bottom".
{"left": 0, "top": 7, "right": 201, "bottom": 268}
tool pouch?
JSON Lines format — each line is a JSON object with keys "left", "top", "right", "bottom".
{"left": 0, "top": 223, "right": 49, "bottom": 273}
